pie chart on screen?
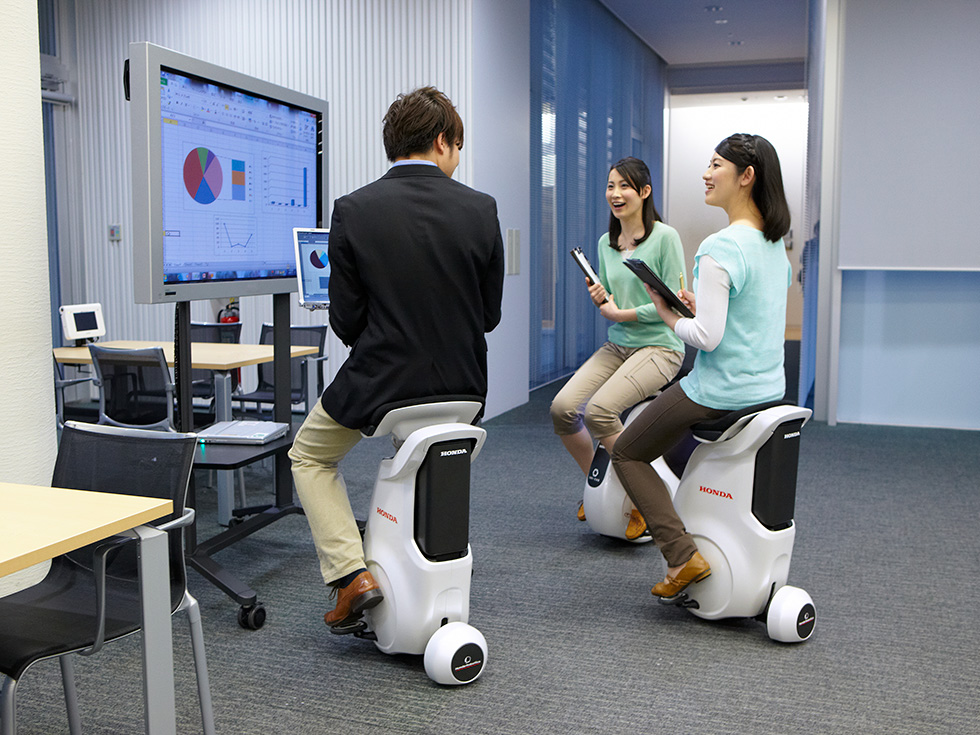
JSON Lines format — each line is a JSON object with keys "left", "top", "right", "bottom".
{"left": 183, "top": 147, "right": 223, "bottom": 204}
{"left": 309, "top": 249, "right": 328, "bottom": 269}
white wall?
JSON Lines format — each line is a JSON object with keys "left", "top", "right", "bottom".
{"left": 472, "top": 0, "right": 530, "bottom": 417}
{"left": 665, "top": 93, "right": 809, "bottom": 329}
{"left": 0, "top": 0, "right": 57, "bottom": 595}
{"left": 59, "top": 0, "right": 530, "bottom": 420}
{"left": 816, "top": 0, "right": 980, "bottom": 429}
{"left": 0, "top": 0, "right": 58, "bottom": 481}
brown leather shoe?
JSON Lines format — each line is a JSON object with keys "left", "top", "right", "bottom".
{"left": 324, "top": 570, "right": 383, "bottom": 628}
{"left": 651, "top": 551, "right": 711, "bottom": 598}
{"left": 624, "top": 508, "right": 648, "bottom": 540}
{"left": 577, "top": 501, "right": 587, "bottom": 522}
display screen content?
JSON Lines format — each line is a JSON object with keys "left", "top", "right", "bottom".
{"left": 73, "top": 311, "right": 99, "bottom": 331}
{"left": 159, "top": 67, "right": 318, "bottom": 285}
{"left": 294, "top": 229, "right": 331, "bottom": 305}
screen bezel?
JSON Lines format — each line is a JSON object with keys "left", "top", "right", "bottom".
{"left": 129, "top": 41, "right": 328, "bottom": 304}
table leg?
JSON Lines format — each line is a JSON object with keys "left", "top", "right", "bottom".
{"left": 213, "top": 371, "right": 235, "bottom": 525}
{"left": 134, "top": 525, "right": 176, "bottom": 735}
{"left": 305, "top": 355, "right": 317, "bottom": 414}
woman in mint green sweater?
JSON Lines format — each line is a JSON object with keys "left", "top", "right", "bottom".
{"left": 550, "top": 157, "right": 686, "bottom": 537}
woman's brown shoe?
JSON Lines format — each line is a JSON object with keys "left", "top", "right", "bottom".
{"left": 651, "top": 551, "right": 711, "bottom": 598}
{"left": 624, "top": 508, "right": 648, "bottom": 540}
{"left": 577, "top": 501, "right": 587, "bottom": 522}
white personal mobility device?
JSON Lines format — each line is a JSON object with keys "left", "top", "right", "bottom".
{"left": 582, "top": 400, "right": 816, "bottom": 643}
{"left": 351, "top": 399, "right": 489, "bottom": 685}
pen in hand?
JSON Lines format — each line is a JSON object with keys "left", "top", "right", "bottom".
{"left": 679, "top": 272, "right": 686, "bottom": 292}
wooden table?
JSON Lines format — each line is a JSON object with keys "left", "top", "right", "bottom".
{"left": 53, "top": 339, "right": 318, "bottom": 421}
{"left": 0, "top": 481, "right": 176, "bottom": 734}
{"left": 54, "top": 339, "right": 318, "bottom": 524}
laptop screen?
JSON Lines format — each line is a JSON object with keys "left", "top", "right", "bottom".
{"left": 293, "top": 228, "right": 331, "bottom": 306}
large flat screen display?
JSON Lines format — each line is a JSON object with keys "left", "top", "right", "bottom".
{"left": 129, "top": 42, "right": 328, "bottom": 303}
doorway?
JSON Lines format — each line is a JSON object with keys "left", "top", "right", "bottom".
{"left": 664, "top": 90, "right": 809, "bottom": 337}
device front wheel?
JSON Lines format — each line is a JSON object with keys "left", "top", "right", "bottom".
{"left": 766, "top": 585, "right": 815, "bottom": 643}
{"left": 423, "top": 622, "right": 487, "bottom": 685}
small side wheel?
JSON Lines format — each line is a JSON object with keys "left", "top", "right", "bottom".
{"left": 423, "top": 622, "right": 487, "bottom": 685}
{"left": 766, "top": 585, "right": 815, "bottom": 643}
{"left": 238, "top": 603, "right": 266, "bottom": 630}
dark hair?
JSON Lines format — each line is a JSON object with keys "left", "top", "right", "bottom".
{"left": 382, "top": 86, "right": 464, "bottom": 162}
{"left": 714, "top": 134, "right": 790, "bottom": 243}
{"left": 607, "top": 157, "right": 662, "bottom": 250}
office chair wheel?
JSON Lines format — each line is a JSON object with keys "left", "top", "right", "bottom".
{"left": 423, "top": 622, "right": 487, "bottom": 686}
{"left": 766, "top": 585, "right": 815, "bottom": 643}
{"left": 238, "top": 603, "right": 267, "bottom": 630}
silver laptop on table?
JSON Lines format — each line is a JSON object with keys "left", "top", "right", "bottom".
{"left": 197, "top": 420, "right": 290, "bottom": 445}
{"left": 293, "top": 227, "right": 331, "bottom": 308}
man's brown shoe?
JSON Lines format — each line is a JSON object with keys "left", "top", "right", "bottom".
{"left": 624, "top": 508, "right": 648, "bottom": 540}
{"left": 651, "top": 551, "right": 711, "bottom": 598}
{"left": 324, "top": 570, "right": 383, "bottom": 628}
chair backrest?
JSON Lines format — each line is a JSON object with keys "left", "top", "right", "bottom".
{"left": 189, "top": 321, "right": 243, "bottom": 394}
{"left": 256, "top": 323, "right": 328, "bottom": 402}
{"left": 89, "top": 344, "right": 174, "bottom": 431}
{"left": 53, "top": 421, "right": 197, "bottom": 606}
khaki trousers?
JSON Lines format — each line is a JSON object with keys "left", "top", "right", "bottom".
{"left": 288, "top": 400, "right": 365, "bottom": 585}
{"left": 550, "top": 342, "right": 683, "bottom": 440}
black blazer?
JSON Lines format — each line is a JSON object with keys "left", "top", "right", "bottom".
{"left": 321, "top": 164, "right": 505, "bottom": 429}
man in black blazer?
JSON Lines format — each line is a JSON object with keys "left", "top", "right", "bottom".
{"left": 289, "top": 87, "right": 504, "bottom": 632}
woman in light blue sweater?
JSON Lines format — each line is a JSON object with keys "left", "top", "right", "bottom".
{"left": 611, "top": 134, "right": 792, "bottom": 600}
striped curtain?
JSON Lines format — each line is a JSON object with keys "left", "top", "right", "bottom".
{"left": 529, "top": 0, "right": 668, "bottom": 388}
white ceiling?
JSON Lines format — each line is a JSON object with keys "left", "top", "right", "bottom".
{"left": 597, "top": 0, "right": 809, "bottom": 66}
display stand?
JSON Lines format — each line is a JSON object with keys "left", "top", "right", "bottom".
{"left": 178, "top": 294, "right": 304, "bottom": 629}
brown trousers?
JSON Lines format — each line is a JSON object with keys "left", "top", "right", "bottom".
{"left": 611, "top": 381, "right": 727, "bottom": 567}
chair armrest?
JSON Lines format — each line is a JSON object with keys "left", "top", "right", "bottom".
{"left": 56, "top": 376, "right": 95, "bottom": 389}
{"left": 78, "top": 534, "right": 135, "bottom": 657}
{"left": 76, "top": 507, "right": 190, "bottom": 657}
{"left": 156, "top": 507, "right": 195, "bottom": 532}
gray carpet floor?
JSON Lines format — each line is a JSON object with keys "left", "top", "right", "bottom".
{"left": 9, "top": 381, "right": 980, "bottom": 734}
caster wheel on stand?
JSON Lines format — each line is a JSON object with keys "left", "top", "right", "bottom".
{"left": 238, "top": 603, "right": 266, "bottom": 630}
{"left": 766, "top": 585, "right": 815, "bottom": 643}
{"left": 423, "top": 622, "right": 487, "bottom": 685}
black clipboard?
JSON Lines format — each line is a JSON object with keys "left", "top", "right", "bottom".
{"left": 570, "top": 248, "right": 600, "bottom": 284}
{"left": 623, "top": 258, "right": 694, "bottom": 318}
{"left": 569, "top": 248, "right": 607, "bottom": 303}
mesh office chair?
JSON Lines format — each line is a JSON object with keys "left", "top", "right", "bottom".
{"left": 233, "top": 323, "right": 328, "bottom": 417}
{"left": 189, "top": 321, "right": 247, "bottom": 501}
{"left": 189, "top": 321, "right": 243, "bottom": 401}
{"left": 88, "top": 345, "right": 175, "bottom": 431}
{"left": 0, "top": 422, "right": 215, "bottom": 735}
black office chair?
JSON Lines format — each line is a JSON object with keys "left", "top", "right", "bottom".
{"left": 189, "top": 321, "right": 248, "bottom": 501}
{"left": 88, "top": 344, "right": 175, "bottom": 431}
{"left": 0, "top": 422, "right": 215, "bottom": 735}
{"left": 189, "top": 321, "right": 243, "bottom": 401}
{"left": 233, "top": 323, "right": 328, "bottom": 417}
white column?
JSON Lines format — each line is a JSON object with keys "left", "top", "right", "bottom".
{"left": 0, "top": 0, "right": 58, "bottom": 595}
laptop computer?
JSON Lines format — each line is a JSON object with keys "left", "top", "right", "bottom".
{"left": 293, "top": 227, "right": 331, "bottom": 307}
{"left": 197, "top": 420, "right": 290, "bottom": 445}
